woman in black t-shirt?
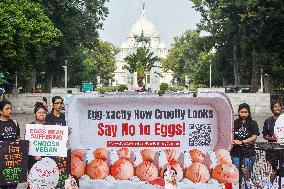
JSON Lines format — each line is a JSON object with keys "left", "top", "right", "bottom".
{"left": 230, "top": 103, "right": 260, "bottom": 173}
{"left": 27, "top": 102, "right": 47, "bottom": 189}
{"left": 0, "top": 100, "right": 20, "bottom": 189}
{"left": 262, "top": 101, "right": 282, "bottom": 170}
{"left": 46, "top": 96, "right": 66, "bottom": 126}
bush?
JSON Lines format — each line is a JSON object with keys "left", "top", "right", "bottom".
{"left": 160, "top": 83, "right": 169, "bottom": 91}
{"left": 168, "top": 86, "right": 184, "bottom": 92}
{"left": 96, "top": 86, "right": 118, "bottom": 93}
{"left": 158, "top": 90, "right": 165, "bottom": 96}
{"left": 117, "top": 84, "right": 128, "bottom": 92}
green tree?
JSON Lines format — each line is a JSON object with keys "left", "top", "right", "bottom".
{"left": 124, "top": 47, "right": 160, "bottom": 87}
{"left": 82, "top": 40, "right": 117, "bottom": 86}
{"left": 162, "top": 30, "right": 214, "bottom": 86}
{"left": 36, "top": 0, "right": 109, "bottom": 91}
{"left": 0, "top": 0, "right": 61, "bottom": 91}
{"left": 191, "top": 0, "right": 284, "bottom": 90}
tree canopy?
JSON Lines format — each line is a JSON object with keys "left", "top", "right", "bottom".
{"left": 0, "top": 0, "right": 111, "bottom": 92}
{"left": 124, "top": 47, "right": 160, "bottom": 87}
{"left": 190, "top": 0, "right": 284, "bottom": 90}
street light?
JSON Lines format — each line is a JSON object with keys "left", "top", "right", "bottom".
{"left": 209, "top": 47, "right": 216, "bottom": 88}
{"left": 62, "top": 60, "right": 67, "bottom": 89}
{"left": 209, "top": 63, "right": 212, "bottom": 88}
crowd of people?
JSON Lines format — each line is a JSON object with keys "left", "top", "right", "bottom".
{"left": 231, "top": 101, "right": 283, "bottom": 188}
{"left": 0, "top": 96, "right": 66, "bottom": 189}
{"left": 0, "top": 94, "right": 283, "bottom": 188}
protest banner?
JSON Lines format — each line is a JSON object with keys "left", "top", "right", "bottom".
{"left": 25, "top": 124, "right": 68, "bottom": 157}
{"left": 68, "top": 93, "right": 233, "bottom": 151}
{"left": 65, "top": 92, "right": 237, "bottom": 189}
{"left": 0, "top": 140, "right": 29, "bottom": 185}
{"left": 275, "top": 114, "right": 284, "bottom": 143}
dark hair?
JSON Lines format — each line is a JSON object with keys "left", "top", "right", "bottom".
{"left": 67, "top": 90, "right": 72, "bottom": 94}
{"left": 0, "top": 100, "right": 12, "bottom": 111}
{"left": 34, "top": 102, "right": 47, "bottom": 114}
{"left": 43, "top": 97, "right": 47, "bottom": 102}
{"left": 162, "top": 167, "right": 177, "bottom": 178}
{"left": 238, "top": 103, "right": 251, "bottom": 118}
{"left": 270, "top": 101, "right": 282, "bottom": 112}
{"left": 52, "top": 96, "right": 63, "bottom": 104}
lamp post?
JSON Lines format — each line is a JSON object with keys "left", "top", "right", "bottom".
{"left": 62, "top": 60, "right": 67, "bottom": 89}
{"left": 259, "top": 68, "right": 263, "bottom": 93}
{"left": 209, "top": 47, "right": 216, "bottom": 88}
{"left": 15, "top": 70, "right": 18, "bottom": 89}
{"left": 209, "top": 63, "right": 212, "bottom": 88}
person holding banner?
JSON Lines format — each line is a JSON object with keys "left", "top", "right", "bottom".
{"left": 46, "top": 96, "right": 66, "bottom": 126}
{"left": 27, "top": 102, "right": 48, "bottom": 189}
{"left": 0, "top": 100, "right": 20, "bottom": 189}
{"left": 230, "top": 103, "right": 260, "bottom": 174}
{"left": 262, "top": 101, "right": 283, "bottom": 171}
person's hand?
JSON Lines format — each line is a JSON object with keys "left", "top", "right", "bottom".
{"left": 233, "top": 140, "right": 242, "bottom": 145}
{"left": 251, "top": 180, "right": 263, "bottom": 189}
{"left": 35, "top": 156, "right": 42, "bottom": 161}
{"left": 262, "top": 162, "right": 273, "bottom": 178}
{"left": 271, "top": 135, "right": 277, "bottom": 141}
{"left": 241, "top": 165, "right": 250, "bottom": 180}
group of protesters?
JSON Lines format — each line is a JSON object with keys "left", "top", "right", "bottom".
{"left": 0, "top": 96, "right": 66, "bottom": 189}
{"left": 231, "top": 101, "right": 283, "bottom": 189}
{"left": 0, "top": 94, "right": 283, "bottom": 188}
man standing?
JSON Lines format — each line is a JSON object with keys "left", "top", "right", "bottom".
{"left": 46, "top": 96, "right": 66, "bottom": 126}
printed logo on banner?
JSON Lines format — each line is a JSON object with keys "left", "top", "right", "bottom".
{"left": 0, "top": 140, "right": 29, "bottom": 185}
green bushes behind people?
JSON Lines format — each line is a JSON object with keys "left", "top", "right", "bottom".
{"left": 168, "top": 86, "right": 184, "bottom": 92}
{"left": 96, "top": 86, "right": 117, "bottom": 93}
{"left": 117, "top": 84, "right": 128, "bottom": 92}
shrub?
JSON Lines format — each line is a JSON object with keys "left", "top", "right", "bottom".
{"left": 160, "top": 83, "right": 169, "bottom": 91}
{"left": 168, "top": 86, "right": 184, "bottom": 92}
{"left": 158, "top": 90, "right": 165, "bottom": 96}
{"left": 96, "top": 86, "right": 118, "bottom": 93}
{"left": 117, "top": 84, "right": 128, "bottom": 92}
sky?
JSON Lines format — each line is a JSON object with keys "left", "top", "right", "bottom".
{"left": 99, "top": 0, "right": 202, "bottom": 48}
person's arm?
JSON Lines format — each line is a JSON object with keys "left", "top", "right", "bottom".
{"left": 263, "top": 118, "right": 277, "bottom": 141}
{"left": 262, "top": 119, "right": 270, "bottom": 140}
{"left": 243, "top": 135, "right": 257, "bottom": 144}
{"left": 243, "top": 120, "right": 259, "bottom": 144}
{"left": 14, "top": 120, "right": 21, "bottom": 140}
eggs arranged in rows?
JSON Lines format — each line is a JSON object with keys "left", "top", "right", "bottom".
{"left": 71, "top": 148, "right": 239, "bottom": 184}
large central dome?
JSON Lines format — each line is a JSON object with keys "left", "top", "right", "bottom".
{"left": 129, "top": 9, "right": 157, "bottom": 36}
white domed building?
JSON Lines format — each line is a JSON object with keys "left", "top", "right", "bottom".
{"left": 113, "top": 5, "right": 173, "bottom": 91}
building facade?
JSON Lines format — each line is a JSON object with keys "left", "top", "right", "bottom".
{"left": 113, "top": 6, "right": 173, "bottom": 91}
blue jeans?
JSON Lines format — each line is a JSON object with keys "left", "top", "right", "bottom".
{"left": 231, "top": 155, "right": 256, "bottom": 173}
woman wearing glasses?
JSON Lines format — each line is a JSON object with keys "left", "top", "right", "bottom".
{"left": 46, "top": 96, "right": 66, "bottom": 126}
{"left": 230, "top": 103, "right": 260, "bottom": 173}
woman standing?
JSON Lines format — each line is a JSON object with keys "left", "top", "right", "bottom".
{"left": 46, "top": 96, "right": 66, "bottom": 126}
{"left": 262, "top": 101, "right": 283, "bottom": 170}
{"left": 27, "top": 102, "right": 47, "bottom": 189}
{"left": 230, "top": 103, "right": 260, "bottom": 173}
{"left": 0, "top": 100, "right": 20, "bottom": 189}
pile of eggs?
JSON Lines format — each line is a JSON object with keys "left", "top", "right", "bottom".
{"left": 71, "top": 148, "right": 239, "bottom": 185}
